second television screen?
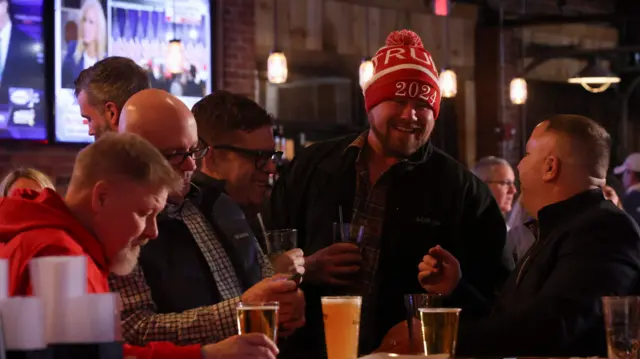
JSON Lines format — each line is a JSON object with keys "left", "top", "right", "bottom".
{"left": 55, "top": 0, "right": 212, "bottom": 143}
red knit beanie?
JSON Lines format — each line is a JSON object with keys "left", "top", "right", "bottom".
{"left": 362, "top": 29, "right": 441, "bottom": 119}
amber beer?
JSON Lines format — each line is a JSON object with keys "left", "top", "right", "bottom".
{"left": 236, "top": 302, "right": 279, "bottom": 342}
{"left": 419, "top": 308, "right": 461, "bottom": 359}
{"left": 321, "top": 296, "right": 362, "bottom": 359}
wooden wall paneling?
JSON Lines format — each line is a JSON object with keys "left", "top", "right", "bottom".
{"left": 306, "top": 0, "right": 323, "bottom": 50}
{"left": 255, "top": 0, "right": 274, "bottom": 49}
{"left": 276, "top": 0, "right": 291, "bottom": 50}
{"left": 448, "top": 17, "right": 468, "bottom": 68}
{"left": 377, "top": 7, "right": 398, "bottom": 45}
{"left": 289, "top": 0, "right": 308, "bottom": 50}
{"left": 366, "top": 6, "right": 381, "bottom": 54}
{"left": 462, "top": 80, "right": 477, "bottom": 167}
{"left": 351, "top": 4, "right": 367, "bottom": 56}
{"left": 324, "top": 1, "right": 353, "bottom": 54}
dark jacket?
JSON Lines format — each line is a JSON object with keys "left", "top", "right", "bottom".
{"left": 270, "top": 134, "right": 509, "bottom": 357}
{"left": 458, "top": 189, "right": 640, "bottom": 357}
{"left": 140, "top": 172, "right": 264, "bottom": 314}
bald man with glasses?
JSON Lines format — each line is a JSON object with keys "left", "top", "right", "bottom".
{"left": 109, "top": 89, "right": 305, "bottom": 348}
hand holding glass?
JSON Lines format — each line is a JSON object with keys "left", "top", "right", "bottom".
{"left": 236, "top": 302, "right": 279, "bottom": 343}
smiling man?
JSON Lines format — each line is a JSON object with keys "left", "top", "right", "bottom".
{"left": 269, "top": 29, "right": 509, "bottom": 358}
{"left": 191, "top": 91, "right": 304, "bottom": 276}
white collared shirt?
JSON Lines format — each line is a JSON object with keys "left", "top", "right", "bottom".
{"left": 0, "top": 21, "right": 12, "bottom": 76}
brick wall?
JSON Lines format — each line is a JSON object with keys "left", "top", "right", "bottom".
{"left": 220, "top": 0, "right": 256, "bottom": 98}
{"left": 0, "top": 0, "right": 257, "bottom": 190}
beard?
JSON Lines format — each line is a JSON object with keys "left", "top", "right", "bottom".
{"left": 370, "top": 119, "right": 431, "bottom": 158}
{"left": 109, "top": 241, "right": 145, "bottom": 276}
{"left": 94, "top": 121, "right": 116, "bottom": 140}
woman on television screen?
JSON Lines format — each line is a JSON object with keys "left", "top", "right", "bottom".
{"left": 61, "top": 0, "right": 106, "bottom": 88}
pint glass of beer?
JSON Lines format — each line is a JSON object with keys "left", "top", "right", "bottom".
{"left": 321, "top": 296, "right": 362, "bottom": 359}
{"left": 236, "top": 302, "right": 279, "bottom": 342}
{"left": 418, "top": 308, "right": 461, "bottom": 359}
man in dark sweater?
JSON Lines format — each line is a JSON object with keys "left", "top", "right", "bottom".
{"left": 270, "top": 29, "right": 509, "bottom": 358}
{"left": 413, "top": 114, "right": 640, "bottom": 357}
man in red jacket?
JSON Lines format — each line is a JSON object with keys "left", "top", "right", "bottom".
{"left": 0, "top": 132, "right": 279, "bottom": 359}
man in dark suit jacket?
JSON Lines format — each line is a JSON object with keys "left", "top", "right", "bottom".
{"left": 413, "top": 115, "right": 640, "bottom": 357}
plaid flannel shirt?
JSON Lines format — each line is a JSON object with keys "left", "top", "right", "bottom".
{"left": 344, "top": 132, "right": 392, "bottom": 350}
{"left": 109, "top": 198, "right": 273, "bottom": 346}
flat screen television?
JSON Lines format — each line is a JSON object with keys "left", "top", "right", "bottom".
{"left": 0, "top": 0, "right": 47, "bottom": 141}
{"left": 54, "top": 0, "right": 212, "bottom": 143}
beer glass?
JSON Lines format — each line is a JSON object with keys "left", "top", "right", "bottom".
{"left": 236, "top": 302, "right": 279, "bottom": 342}
{"left": 404, "top": 294, "right": 443, "bottom": 353}
{"left": 603, "top": 296, "right": 640, "bottom": 359}
{"left": 321, "top": 296, "right": 362, "bottom": 359}
{"left": 265, "top": 229, "right": 297, "bottom": 260}
{"left": 418, "top": 308, "right": 461, "bottom": 358}
{"left": 332, "top": 223, "right": 364, "bottom": 244}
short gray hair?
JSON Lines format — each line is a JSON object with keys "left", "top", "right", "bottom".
{"left": 472, "top": 156, "right": 512, "bottom": 182}
{"left": 74, "top": 56, "right": 150, "bottom": 114}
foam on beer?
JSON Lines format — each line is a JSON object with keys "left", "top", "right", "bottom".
{"left": 237, "top": 305, "right": 279, "bottom": 310}
{"left": 418, "top": 308, "right": 462, "bottom": 313}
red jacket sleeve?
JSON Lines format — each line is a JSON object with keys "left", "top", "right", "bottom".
{"left": 124, "top": 342, "right": 202, "bottom": 359}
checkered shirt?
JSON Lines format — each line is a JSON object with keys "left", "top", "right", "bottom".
{"left": 109, "top": 198, "right": 273, "bottom": 346}
{"left": 345, "top": 131, "right": 392, "bottom": 350}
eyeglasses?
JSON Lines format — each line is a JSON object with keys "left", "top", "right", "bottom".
{"left": 212, "top": 144, "right": 283, "bottom": 170}
{"left": 163, "top": 141, "right": 210, "bottom": 166}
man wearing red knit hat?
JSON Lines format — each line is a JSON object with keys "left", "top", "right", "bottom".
{"left": 269, "top": 29, "right": 509, "bottom": 358}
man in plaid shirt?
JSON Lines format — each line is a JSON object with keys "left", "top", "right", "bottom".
{"left": 270, "top": 30, "right": 508, "bottom": 358}
{"left": 109, "top": 89, "right": 305, "bottom": 346}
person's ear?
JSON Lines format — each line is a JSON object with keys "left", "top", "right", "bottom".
{"left": 104, "top": 102, "right": 119, "bottom": 131}
{"left": 90, "top": 180, "right": 110, "bottom": 213}
{"left": 542, "top": 156, "right": 560, "bottom": 182}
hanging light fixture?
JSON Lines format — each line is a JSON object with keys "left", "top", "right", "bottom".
{"left": 167, "top": 39, "right": 183, "bottom": 74}
{"left": 359, "top": 58, "right": 374, "bottom": 88}
{"left": 567, "top": 59, "right": 620, "bottom": 93}
{"left": 267, "top": 0, "right": 287, "bottom": 84}
{"left": 267, "top": 51, "right": 287, "bottom": 84}
{"left": 167, "top": 0, "right": 183, "bottom": 74}
{"left": 509, "top": 77, "right": 527, "bottom": 105}
{"left": 439, "top": 68, "right": 457, "bottom": 98}
{"left": 438, "top": 10, "right": 456, "bottom": 98}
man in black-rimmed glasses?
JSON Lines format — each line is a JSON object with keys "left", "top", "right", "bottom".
{"left": 192, "top": 91, "right": 303, "bottom": 278}
{"left": 192, "top": 91, "right": 282, "bottom": 216}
